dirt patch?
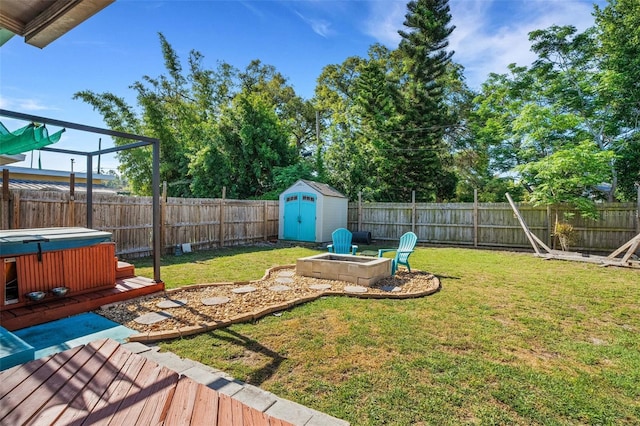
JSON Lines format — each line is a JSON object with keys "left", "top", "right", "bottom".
{"left": 97, "top": 266, "right": 440, "bottom": 341}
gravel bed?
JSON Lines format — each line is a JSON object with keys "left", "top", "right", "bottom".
{"left": 97, "top": 267, "right": 439, "bottom": 334}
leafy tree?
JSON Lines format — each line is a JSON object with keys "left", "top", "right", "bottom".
{"left": 260, "top": 162, "right": 316, "bottom": 200}
{"left": 72, "top": 91, "right": 153, "bottom": 195}
{"left": 76, "top": 34, "right": 308, "bottom": 198}
{"left": 614, "top": 133, "right": 640, "bottom": 201}
{"left": 594, "top": 0, "right": 640, "bottom": 199}
{"left": 515, "top": 141, "right": 614, "bottom": 219}
{"left": 594, "top": 0, "right": 640, "bottom": 126}
{"left": 315, "top": 55, "right": 374, "bottom": 200}
{"left": 214, "top": 92, "right": 296, "bottom": 198}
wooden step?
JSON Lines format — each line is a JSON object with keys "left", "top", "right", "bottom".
{"left": 115, "top": 260, "right": 135, "bottom": 279}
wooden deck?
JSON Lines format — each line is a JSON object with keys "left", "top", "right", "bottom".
{"left": 0, "top": 338, "right": 294, "bottom": 425}
{"left": 0, "top": 276, "right": 164, "bottom": 331}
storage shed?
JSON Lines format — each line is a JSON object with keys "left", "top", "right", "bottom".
{"left": 279, "top": 180, "right": 348, "bottom": 243}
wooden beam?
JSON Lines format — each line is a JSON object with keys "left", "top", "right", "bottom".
{"left": 505, "top": 193, "right": 553, "bottom": 254}
{"left": 607, "top": 233, "right": 640, "bottom": 262}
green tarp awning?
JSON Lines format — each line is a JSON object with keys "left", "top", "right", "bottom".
{"left": 0, "top": 121, "right": 65, "bottom": 155}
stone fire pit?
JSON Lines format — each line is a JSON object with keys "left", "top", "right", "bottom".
{"left": 296, "top": 253, "right": 391, "bottom": 286}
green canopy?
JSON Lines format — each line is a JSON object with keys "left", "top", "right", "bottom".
{"left": 0, "top": 121, "right": 65, "bottom": 155}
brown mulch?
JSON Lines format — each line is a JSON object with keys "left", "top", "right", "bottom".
{"left": 97, "top": 267, "right": 440, "bottom": 335}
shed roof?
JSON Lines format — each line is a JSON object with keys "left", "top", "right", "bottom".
{"left": 299, "top": 179, "right": 346, "bottom": 198}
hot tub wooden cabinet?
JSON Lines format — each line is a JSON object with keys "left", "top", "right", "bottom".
{"left": 296, "top": 253, "right": 391, "bottom": 286}
{"left": 0, "top": 227, "right": 117, "bottom": 310}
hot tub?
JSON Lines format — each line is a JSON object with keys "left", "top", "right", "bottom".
{"left": 1, "top": 227, "right": 116, "bottom": 310}
{"left": 296, "top": 253, "right": 391, "bottom": 286}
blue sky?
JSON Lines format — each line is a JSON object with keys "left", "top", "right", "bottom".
{"left": 1, "top": 0, "right": 605, "bottom": 173}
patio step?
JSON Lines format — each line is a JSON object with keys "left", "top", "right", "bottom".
{"left": 115, "top": 260, "right": 135, "bottom": 279}
{"left": 0, "top": 276, "right": 164, "bottom": 331}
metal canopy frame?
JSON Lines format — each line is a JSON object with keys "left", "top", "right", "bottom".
{"left": 0, "top": 108, "right": 162, "bottom": 283}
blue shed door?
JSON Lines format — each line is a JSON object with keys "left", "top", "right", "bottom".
{"left": 283, "top": 192, "right": 316, "bottom": 241}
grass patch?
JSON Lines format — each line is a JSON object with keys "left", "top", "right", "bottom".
{"left": 131, "top": 245, "right": 318, "bottom": 289}
{"left": 132, "top": 246, "right": 640, "bottom": 425}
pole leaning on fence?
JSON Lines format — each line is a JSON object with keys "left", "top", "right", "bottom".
{"left": 505, "top": 193, "right": 553, "bottom": 255}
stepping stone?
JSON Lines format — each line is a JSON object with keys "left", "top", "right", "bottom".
{"left": 381, "top": 285, "right": 402, "bottom": 292}
{"left": 277, "top": 270, "right": 295, "bottom": 277}
{"left": 134, "top": 311, "right": 172, "bottom": 325}
{"left": 269, "top": 285, "right": 291, "bottom": 292}
{"left": 275, "top": 277, "right": 294, "bottom": 284}
{"left": 156, "top": 299, "right": 187, "bottom": 309}
{"left": 309, "top": 284, "right": 331, "bottom": 291}
{"left": 202, "top": 296, "right": 231, "bottom": 306}
{"left": 344, "top": 286, "right": 368, "bottom": 293}
{"left": 231, "top": 286, "right": 257, "bottom": 294}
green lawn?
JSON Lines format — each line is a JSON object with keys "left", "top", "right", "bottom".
{"left": 132, "top": 246, "right": 640, "bottom": 425}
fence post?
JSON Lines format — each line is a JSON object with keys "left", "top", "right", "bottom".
{"left": 161, "top": 181, "right": 167, "bottom": 253}
{"left": 68, "top": 174, "right": 75, "bottom": 227}
{"left": 12, "top": 192, "right": 20, "bottom": 228}
{"left": 473, "top": 189, "right": 478, "bottom": 247}
{"left": 220, "top": 186, "right": 226, "bottom": 247}
{"left": 547, "top": 205, "right": 553, "bottom": 248}
{"left": 412, "top": 190, "right": 416, "bottom": 233}
{"left": 636, "top": 185, "right": 640, "bottom": 234}
{"left": 358, "top": 191, "right": 362, "bottom": 232}
{"left": 263, "top": 200, "right": 269, "bottom": 241}
{"left": 1, "top": 169, "right": 9, "bottom": 229}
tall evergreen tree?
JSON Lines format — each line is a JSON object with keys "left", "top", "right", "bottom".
{"left": 394, "top": 0, "right": 456, "bottom": 201}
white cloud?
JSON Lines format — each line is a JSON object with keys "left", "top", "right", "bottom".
{"left": 18, "top": 98, "right": 54, "bottom": 111}
{"left": 0, "top": 97, "right": 55, "bottom": 112}
{"left": 449, "top": 0, "right": 602, "bottom": 88}
{"left": 295, "top": 11, "right": 334, "bottom": 38}
{"left": 240, "top": 1, "right": 265, "bottom": 20}
{"left": 362, "top": 1, "right": 406, "bottom": 47}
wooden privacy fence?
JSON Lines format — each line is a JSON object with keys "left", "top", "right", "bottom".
{"left": 0, "top": 189, "right": 279, "bottom": 258}
{"left": 349, "top": 193, "right": 640, "bottom": 253}
{"left": 1, "top": 188, "right": 638, "bottom": 256}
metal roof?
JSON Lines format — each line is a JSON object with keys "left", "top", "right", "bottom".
{"left": 0, "top": 0, "right": 115, "bottom": 48}
{"left": 1, "top": 178, "right": 117, "bottom": 194}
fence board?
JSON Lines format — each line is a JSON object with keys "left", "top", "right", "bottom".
{"left": 1, "top": 188, "right": 637, "bottom": 256}
{"left": 349, "top": 200, "right": 638, "bottom": 254}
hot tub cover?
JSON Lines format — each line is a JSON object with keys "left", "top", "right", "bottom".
{"left": 0, "top": 227, "right": 112, "bottom": 257}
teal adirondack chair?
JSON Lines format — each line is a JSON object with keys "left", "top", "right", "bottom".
{"left": 327, "top": 228, "right": 358, "bottom": 255}
{"left": 378, "top": 232, "right": 418, "bottom": 274}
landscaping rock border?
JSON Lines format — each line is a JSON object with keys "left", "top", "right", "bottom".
{"left": 98, "top": 265, "right": 440, "bottom": 343}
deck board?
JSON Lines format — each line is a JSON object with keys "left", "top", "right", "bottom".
{"left": 100, "top": 360, "right": 164, "bottom": 426}
{"left": 1, "top": 341, "right": 103, "bottom": 424}
{"left": 26, "top": 340, "right": 123, "bottom": 425}
{"left": 190, "top": 384, "right": 219, "bottom": 425}
{"left": 163, "top": 377, "right": 199, "bottom": 425}
{"left": 0, "top": 349, "right": 81, "bottom": 419}
{"left": 0, "top": 353, "right": 60, "bottom": 399}
{"left": 1, "top": 339, "right": 297, "bottom": 425}
{"left": 1, "top": 276, "right": 164, "bottom": 331}
{"left": 53, "top": 349, "right": 144, "bottom": 425}
{"left": 218, "top": 393, "right": 235, "bottom": 425}
{"left": 53, "top": 345, "right": 135, "bottom": 426}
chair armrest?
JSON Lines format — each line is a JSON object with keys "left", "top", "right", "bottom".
{"left": 351, "top": 245, "right": 358, "bottom": 255}
{"left": 397, "top": 249, "right": 414, "bottom": 255}
{"left": 378, "top": 248, "right": 396, "bottom": 257}
{"left": 327, "top": 244, "right": 334, "bottom": 253}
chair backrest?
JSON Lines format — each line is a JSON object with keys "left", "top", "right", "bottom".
{"left": 331, "top": 228, "right": 353, "bottom": 254}
{"left": 396, "top": 232, "right": 417, "bottom": 261}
